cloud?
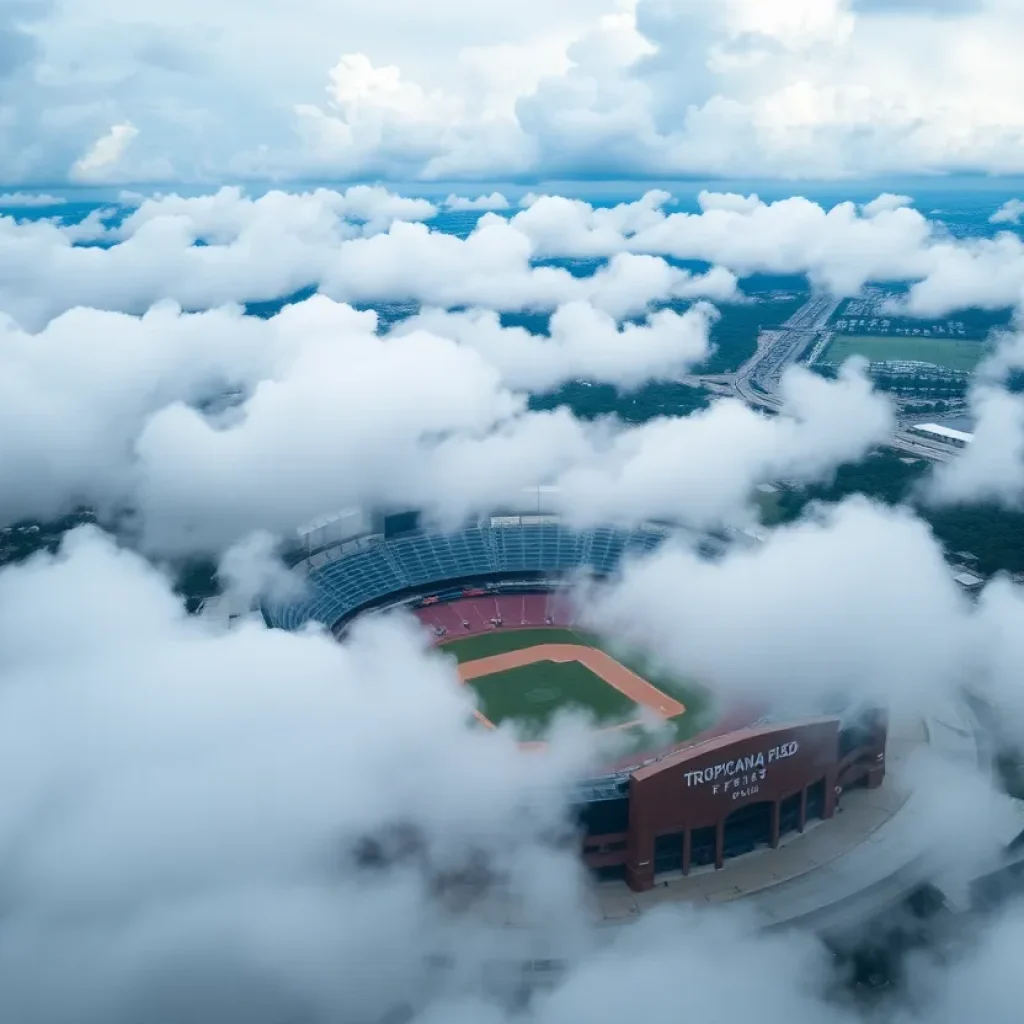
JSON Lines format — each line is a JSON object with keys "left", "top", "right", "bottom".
{"left": 0, "top": 526, "right": 599, "bottom": 1023}
{"left": 0, "top": 294, "right": 709, "bottom": 544}
{"left": 0, "top": 300, "right": 306, "bottom": 524}
{"left": 1, "top": 0, "right": 1023, "bottom": 184}
{"left": 581, "top": 497, "right": 972, "bottom": 712}
{"left": 991, "top": 199, "right": 1024, "bottom": 225}
{"left": 0, "top": 276, "right": 899, "bottom": 554}
{"left": 70, "top": 121, "right": 141, "bottom": 182}
{"left": 925, "top": 386, "right": 1024, "bottom": 508}
{"left": 396, "top": 301, "right": 716, "bottom": 392}
{"left": 861, "top": 193, "right": 914, "bottom": 216}
{"left": 506, "top": 190, "right": 947, "bottom": 301}
{"left": 3, "top": 505, "right": 1024, "bottom": 1022}
{"left": 444, "top": 192, "right": 510, "bottom": 211}
{"left": 0, "top": 191, "right": 65, "bottom": 207}
{"left": 5, "top": 187, "right": 1024, "bottom": 333}
{"left": 216, "top": 530, "right": 308, "bottom": 611}
{"left": 317, "top": 225, "right": 738, "bottom": 321}
{"left": 0, "top": 189, "right": 737, "bottom": 331}
{"left": 134, "top": 326, "right": 895, "bottom": 551}
{"left": 111, "top": 185, "right": 437, "bottom": 241}
{"left": 547, "top": 360, "right": 895, "bottom": 530}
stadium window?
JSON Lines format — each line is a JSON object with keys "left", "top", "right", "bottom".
{"left": 723, "top": 801, "right": 772, "bottom": 860}
{"left": 653, "top": 832, "right": 683, "bottom": 874}
{"left": 779, "top": 792, "right": 801, "bottom": 837}
{"left": 806, "top": 778, "right": 826, "bottom": 822}
{"left": 690, "top": 826, "right": 716, "bottom": 868}
{"left": 578, "top": 797, "right": 630, "bottom": 836}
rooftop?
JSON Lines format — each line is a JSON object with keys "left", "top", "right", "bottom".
{"left": 912, "top": 423, "right": 974, "bottom": 444}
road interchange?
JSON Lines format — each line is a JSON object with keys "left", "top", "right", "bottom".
{"left": 678, "top": 296, "right": 963, "bottom": 465}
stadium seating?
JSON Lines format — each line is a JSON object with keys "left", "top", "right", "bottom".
{"left": 262, "top": 521, "right": 674, "bottom": 631}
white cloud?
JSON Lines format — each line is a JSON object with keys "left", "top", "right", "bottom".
{"left": 548, "top": 361, "right": 895, "bottom": 530}
{"left": 396, "top": 301, "right": 716, "bottom": 392}
{"left": 112, "top": 185, "right": 437, "bottom": 241}
{"left": 70, "top": 121, "right": 141, "bottom": 183}
{"left": 0, "top": 280, "right": 898, "bottom": 554}
{"left": 926, "top": 386, "right": 1024, "bottom": 508}
{"left": 130, "top": 343, "right": 891, "bottom": 552}
{"left": 0, "top": 189, "right": 738, "bottom": 331}
{"left": 2, "top": 501, "right": 1024, "bottom": 1021}
{"left": 0, "top": 294, "right": 708, "bottom": 541}
{"left": 0, "top": 192, "right": 66, "bottom": 208}
{"left": 5, "top": 187, "right": 1024, "bottom": 333}
{"left": 2, "top": 0, "right": 1023, "bottom": 183}
{"left": 583, "top": 497, "right": 971, "bottom": 712}
{"left": 862, "top": 193, "right": 914, "bottom": 216}
{"left": 317, "top": 224, "right": 738, "bottom": 320}
{"left": 216, "top": 531, "right": 308, "bottom": 611}
{"left": 444, "top": 192, "right": 510, "bottom": 211}
{"left": 0, "top": 526, "right": 598, "bottom": 1023}
{"left": 991, "top": 199, "right": 1024, "bottom": 225}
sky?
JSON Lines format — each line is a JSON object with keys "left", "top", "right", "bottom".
{"left": 6, "top": 1, "right": 1024, "bottom": 1022}
{"left": 1, "top": 0, "right": 1023, "bottom": 187}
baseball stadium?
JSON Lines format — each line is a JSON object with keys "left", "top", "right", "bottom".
{"left": 262, "top": 497, "right": 888, "bottom": 893}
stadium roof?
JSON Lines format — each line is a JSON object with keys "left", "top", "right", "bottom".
{"left": 297, "top": 507, "right": 362, "bottom": 535}
{"left": 912, "top": 423, "right": 974, "bottom": 444}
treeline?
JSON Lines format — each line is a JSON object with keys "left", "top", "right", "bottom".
{"left": 870, "top": 374, "right": 969, "bottom": 399}
{"left": 771, "top": 452, "right": 1024, "bottom": 577}
{"left": 0, "top": 509, "right": 97, "bottom": 565}
{"left": 0, "top": 509, "right": 221, "bottom": 611}
{"left": 529, "top": 380, "right": 710, "bottom": 422}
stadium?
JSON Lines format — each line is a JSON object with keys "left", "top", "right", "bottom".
{"left": 262, "top": 497, "right": 888, "bottom": 894}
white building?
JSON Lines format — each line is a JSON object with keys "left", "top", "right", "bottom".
{"left": 910, "top": 423, "right": 974, "bottom": 447}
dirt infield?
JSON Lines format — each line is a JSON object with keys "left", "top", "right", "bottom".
{"left": 458, "top": 643, "right": 686, "bottom": 719}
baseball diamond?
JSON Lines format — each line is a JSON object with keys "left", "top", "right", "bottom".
{"left": 456, "top": 643, "right": 685, "bottom": 731}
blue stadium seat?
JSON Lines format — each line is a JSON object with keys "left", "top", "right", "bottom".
{"left": 263, "top": 521, "right": 673, "bottom": 630}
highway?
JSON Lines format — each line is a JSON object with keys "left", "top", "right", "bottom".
{"left": 679, "top": 296, "right": 961, "bottom": 465}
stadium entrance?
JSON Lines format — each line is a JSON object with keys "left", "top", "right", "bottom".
{"left": 723, "top": 801, "right": 773, "bottom": 861}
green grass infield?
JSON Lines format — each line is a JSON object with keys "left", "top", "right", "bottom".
{"left": 442, "top": 625, "right": 715, "bottom": 744}
{"left": 468, "top": 659, "right": 635, "bottom": 728}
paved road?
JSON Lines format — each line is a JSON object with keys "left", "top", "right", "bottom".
{"left": 679, "top": 296, "right": 960, "bottom": 465}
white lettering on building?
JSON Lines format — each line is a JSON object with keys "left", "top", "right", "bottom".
{"left": 684, "top": 741, "right": 800, "bottom": 789}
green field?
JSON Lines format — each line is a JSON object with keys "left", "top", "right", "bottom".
{"left": 441, "top": 626, "right": 714, "bottom": 743}
{"left": 821, "top": 334, "right": 985, "bottom": 371}
{"left": 470, "top": 659, "right": 635, "bottom": 728}
{"left": 440, "top": 627, "right": 583, "bottom": 663}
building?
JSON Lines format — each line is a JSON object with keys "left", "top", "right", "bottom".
{"left": 264, "top": 506, "right": 888, "bottom": 894}
{"left": 951, "top": 568, "right": 985, "bottom": 592}
{"left": 910, "top": 423, "right": 974, "bottom": 447}
{"left": 580, "top": 714, "right": 886, "bottom": 891}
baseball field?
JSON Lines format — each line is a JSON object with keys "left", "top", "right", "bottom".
{"left": 440, "top": 626, "right": 711, "bottom": 742}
